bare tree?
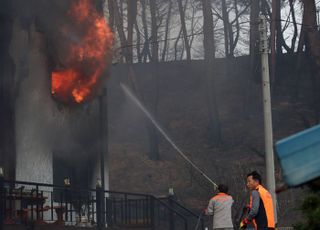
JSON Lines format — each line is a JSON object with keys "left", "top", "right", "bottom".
{"left": 147, "top": 0, "right": 160, "bottom": 160}
{"left": 302, "top": 0, "right": 320, "bottom": 67}
{"left": 214, "top": 0, "right": 250, "bottom": 57}
{"left": 221, "top": 0, "right": 230, "bottom": 57}
{"left": 270, "top": 0, "right": 292, "bottom": 84}
{"left": 243, "top": 0, "right": 260, "bottom": 118}
{"left": 270, "top": 0, "right": 277, "bottom": 84}
{"left": 174, "top": 28, "right": 183, "bottom": 61}
{"left": 188, "top": 1, "right": 201, "bottom": 49}
{"left": 113, "top": 0, "right": 161, "bottom": 160}
{"left": 141, "top": 0, "right": 151, "bottom": 62}
{"left": 135, "top": 20, "right": 143, "bottom": 63}
{"left": 288, "top": 0, "right": 298, "bottom": 52}
{"left": 201, "top": 0, "right": 222, "bottom": 145}
{"left": 229, "top": 0, "right": 242, "bottom": 56}
{"left": 107, "top": 0, "right": 115, "bottom": 29}
{"left": 249, "top": 0, "right": 259, "bottom": 58}
{"left": 292, "top": 9, "right": 306, "bottom": 100}
{"left": 161, "top": 0, "right": 172, "bottom": 62}
{"left": 127, "top": 0, "right": 138, "bottom": 63}
{"left": 177, "top": 0, "right": 191, "bottom": 60}
{"left": 113, "top": 0, "right": 128, "bottom": 62}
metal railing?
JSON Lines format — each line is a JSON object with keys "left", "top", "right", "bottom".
{"left": 0, "top": 178, "right": 203, "bottom": 230}
{"left": 159, "top": 196, "right": 205, "bottom": 230}
{"left": 105, "top": 191, "right": 204, "bottom": 230}
{"left": 1, "top": 179, "right": 98, "bottom": 226}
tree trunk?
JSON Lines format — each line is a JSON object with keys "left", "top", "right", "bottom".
{"left": 261, "top": 0, "right": 271, "bottom": 18}
{"left": 303, "top": 0, "right": 320, "bottom": 67}
{"left": 135, "top": 22, "right": 142, "bottom": 63}
{"left": 188, "top": 3, "right": 197, "bottom": 49}
{"left": 289, "top": 0, "right": 298, "bottom": 52}
{"left": 141, "top": 0, "right": 151, "bottom": 62}
{"left": 292, "top": 20, "right": 305, "bottom": 100}
{"left": 174, "top": 28, "right": 183, "bottom": 61}
{"left": 270, "top": 0, "right": 277, "bottom": 84}
{"left": 149, "top": 0, "right": 158, "bottom": 62}
{"left": 177, "top": 0, "right": 191, "bottom": 61}
{"left": 114, "top": 0, "right": 159, "bottom": 160}
{"left": 243, "top": 0, "right": 260, "bottom": 118}
{"left": 221, "top": 0, "right": 230, "bottom": 57}
{"left": 201, "top": 0, "right": 222, "bottom": 146}
{"left": 161, "top": 0, "right": 172, "bottom": 62}
{"left": 147, "top": 0, "right": 160, "bottom": 160}
{"left": 271, "top": 0, "right": 289, "bottom": 86}
{"left": 113, "top": 0, "right": 128, "bottom": 62}
{"left": 107, "top": 0, "right": 115, "bottom": 29}
{"left": 302, "top": 0, "right": 320, "bottom": 121}
{"left": 275, "top": 0, "right": 282, "bottom": 56}
{"left": 273, "top": 0, "right": 290, "bottom": 54}
{"left": 230, "top": 0, "right": 240, "bottom": 57}
{"left": 249, "top": 0, "right": 259, "bottom": 58}
{"left": 127, "top": 0, "right": 137, "bottom": 63}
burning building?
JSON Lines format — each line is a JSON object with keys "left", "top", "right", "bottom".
{"left": 0, "top": 0, "right": 113, "bottom": 189}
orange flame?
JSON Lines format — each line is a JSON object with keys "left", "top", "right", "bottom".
{"left": 51, "top": 0, "right": 113, "bottom": 104}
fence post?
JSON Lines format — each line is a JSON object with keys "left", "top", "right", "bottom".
{"left": 168, "top": 196, "right": 175, "bottom": 230}
{"left": 150, "top": 196, "right": 155, "bottom": 230}
{"left": 124, "top": 194, "right": 128, "bottom": 224}
{"left": 105, "top": 196, "right": 113, "bottom": 227}
{"left": 0, "top": 167, "right": 4, "bottom": 230}
{"left": 96, "top": 179, "right": 105, "bottom": 230}
{"left": 201, "top": 218, "right": 204, "bottom": 230}
{"left": 63, "top": 178, "right": 70, "bottom": 222}
{"left": 184, "top": 219, "right": 188, "bottom": 230}
{"left": 168, "top": 188, "right": 176, "bottom": 230}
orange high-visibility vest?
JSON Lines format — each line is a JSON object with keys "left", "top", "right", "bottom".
{"left": 249, "top": 185, "right": 275, "bottom": 229}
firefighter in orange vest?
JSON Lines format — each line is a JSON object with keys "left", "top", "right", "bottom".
{"left": 240, "top": 171, "right": 275, "bottom": 230}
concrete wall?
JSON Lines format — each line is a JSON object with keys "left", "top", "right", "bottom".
{"left": 11, "top": 20, "right": 109, "bottom": 189}
{"left": 12, "top": 20, "right": 54, "bottom": 184}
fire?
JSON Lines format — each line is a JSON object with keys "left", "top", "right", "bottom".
{"left": 51, "top": 0, "right": 113, "bottom": 104}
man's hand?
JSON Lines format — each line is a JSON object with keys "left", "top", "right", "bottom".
{"left": 239, "top": 218, "right": 250, "bottom": 229}
{"left": 243, "top": 205, "right": 250, "bottom": 213}
{"left": 202, "top": 208, "right": 208, "bottom": 215}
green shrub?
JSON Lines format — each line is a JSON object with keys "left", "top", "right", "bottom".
{"left": 294, "top": 193, "right": 320, "bottom": 230}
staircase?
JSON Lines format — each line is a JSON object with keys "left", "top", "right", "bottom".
{"left": 106, "top": 195, "right": 205, "bottom": 230}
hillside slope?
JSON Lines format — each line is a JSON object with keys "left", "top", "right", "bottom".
{"left": 107, "top": 56, "right": 314, "bottom": 226}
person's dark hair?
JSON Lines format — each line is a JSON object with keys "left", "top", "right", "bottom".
{"left": 247, "top": 171, "right": 262, "bottom": 184}
{"left": 218, "top": 184, "right": 229, "bottom": 193}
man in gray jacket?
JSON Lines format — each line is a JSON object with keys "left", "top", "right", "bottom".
{"left": 205, "top": 184, "right": 234, "bottom": 230}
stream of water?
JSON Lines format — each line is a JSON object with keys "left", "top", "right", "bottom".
{"left": 120, "top": 83, "right": 217, "bottom": 189}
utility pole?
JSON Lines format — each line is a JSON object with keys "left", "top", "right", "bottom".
{"left": 259, "top": 15, "right": 278, "bottom": 224}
